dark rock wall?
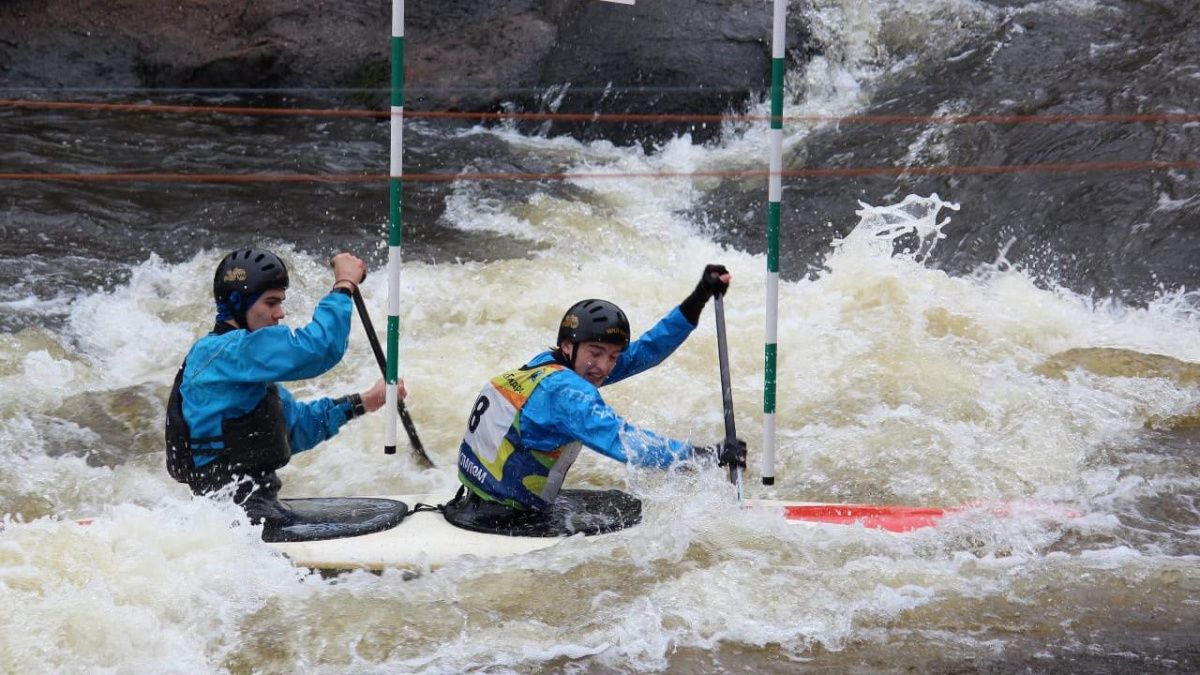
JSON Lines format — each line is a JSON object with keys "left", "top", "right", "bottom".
{"left": 0, "top": 0, "right": 807, "bottom": 144}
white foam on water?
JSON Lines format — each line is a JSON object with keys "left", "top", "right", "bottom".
{"left": 0, "top": 498, "right": 306, "bottom": 673}
{"left": 5, "top": 170, "right": 1200, "bottom": 671}
{"left": 3, "top": 1, "right": 1198, "bottom": 671}
{"left": 6, "top": 190, "right": 1200, "bottom": 673}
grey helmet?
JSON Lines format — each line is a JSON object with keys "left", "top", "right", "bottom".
{"left": 213, "top": 248, "right": 289, "bottom": 327}
{"left": 557, "top": 299, "right": 630, "bottom": 350}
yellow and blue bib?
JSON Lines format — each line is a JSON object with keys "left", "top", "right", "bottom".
{"left": 457, "top": 363, "right": 582, "bottom": 510}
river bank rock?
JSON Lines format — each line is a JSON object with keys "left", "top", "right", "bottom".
{"left": 692, "top": 1, "right": 1200, "bottom": 304}
{"left": 0, "top": 0, "right": 809, "bottom": 144}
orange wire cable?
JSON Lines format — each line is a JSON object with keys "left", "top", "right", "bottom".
{"left": 2, "top": 98, "right": 1199, "bottom": 126}
{"left": 2, "top": 161, "right": 1197, "bottom": 185}
{"left": 3, "top": 98, "right": 1195, "bottom": 184}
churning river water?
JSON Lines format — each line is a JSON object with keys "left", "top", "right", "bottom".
{"left": 1, "top": 0, "right": 1198, "bottom": 672}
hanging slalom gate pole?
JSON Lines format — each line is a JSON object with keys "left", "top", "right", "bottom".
{"left": 761, "top": 0, "right": 786, "bottom": 487}
{"left": 384, "top": 0, "right": 405, "bottom": 458}
{"left": 351, "top": 287, "right": 435, "bottom": 467}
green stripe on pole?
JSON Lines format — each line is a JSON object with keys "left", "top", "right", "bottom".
{"left": 391, "top": 37, "right": 405, "bottom": 108}
{"left": 389, "top": 179, "right": 403, "bottom": 245}
{"left": 386, "top": 315, "right": 399, "bottom": 381}
{"left": 763, "top": 343, "right": 777, "bottom": 413}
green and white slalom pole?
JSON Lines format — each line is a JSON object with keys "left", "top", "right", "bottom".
{"left": 384, "top": 1, "right": 435, "bottom": 467}
{"left": 762, "top": 0, "right": 786, "bottom": 487}
{"left": 384, "top": 0, "right": 405, "bottom": 457}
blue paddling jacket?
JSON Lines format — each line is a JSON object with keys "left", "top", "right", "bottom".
{"left": 169, "top": 292, "right": 361, "bottom": 476}
{"left": 457, "top": 306, "right": 700, "bottom": 510}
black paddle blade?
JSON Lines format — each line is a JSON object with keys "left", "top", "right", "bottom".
{"left": 713, "top": 294, "right": 741, "bottom": 488}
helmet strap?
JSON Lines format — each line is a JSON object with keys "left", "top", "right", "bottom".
{"left": 228, "top": 290, "right": 264, "bottom": 331}
{"left": 210, "top": 321, "right": 237, "bottom": 336}
{"left": 555, "top": 343, "right": 580, "bottom": 370}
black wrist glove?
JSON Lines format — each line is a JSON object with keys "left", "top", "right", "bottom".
{"left": 334, "top": 393, "right": 366, "bottom": 422}
{"left": 692, "top": 437, "right": 748, "bottom": 469}
{"left": 679, "top": 264, "right": 731, "bottom": 325}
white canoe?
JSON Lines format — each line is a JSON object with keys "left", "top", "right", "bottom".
{"left": 264, "top": 494, "right": 953, "bottom": 571}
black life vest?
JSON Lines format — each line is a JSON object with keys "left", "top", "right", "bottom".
{"left": 164, "top": 360, "right": 292, "bottom": 485}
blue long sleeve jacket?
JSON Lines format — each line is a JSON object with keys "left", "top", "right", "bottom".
{"left": 518, "top": 306, "right": 698, "bottom": 466}
{"left": 180, "top": 292, "right": 358, "bottom": 467}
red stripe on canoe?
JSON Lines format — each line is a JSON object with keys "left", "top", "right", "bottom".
{"left": 781, "top": 504, "right": 950, "bottom": 532}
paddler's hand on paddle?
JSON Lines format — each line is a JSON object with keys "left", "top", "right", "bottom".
{"left": 680, "top": 263, "right": 732, "bottom": 325}
{"left": 340, "top": 378, "right": 405, "bottom": 421}
{"left": 330, "top": 252, "right": 367, "bottom": 294}
{"left": 692, "top": 437, "right": 747, "bottom": 469}
{"left": 359, "top": 377, "right": 406, "bottom": 414}
{"left": 698, "top": 263, "right": 731, "bottom": 297}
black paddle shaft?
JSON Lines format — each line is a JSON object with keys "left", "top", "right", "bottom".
{"left": 713, "top": 293, "right": 741, "bottom": 486}
{"left": 351, "top": 287, "right": 435, "bottom": 468}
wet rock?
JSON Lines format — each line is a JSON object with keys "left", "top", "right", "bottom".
{"left": 694, "top": 2, "right": 1200, "bottom": 303}
{"left": 0, "top": 0, "right": 810, "bottom": 145}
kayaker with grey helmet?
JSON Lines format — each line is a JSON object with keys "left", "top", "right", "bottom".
{"left": 454, "top": 264, "right": 748, "bottom": 519}
{"left": 164, "top": 249, "right": 403, "bottom": 528}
